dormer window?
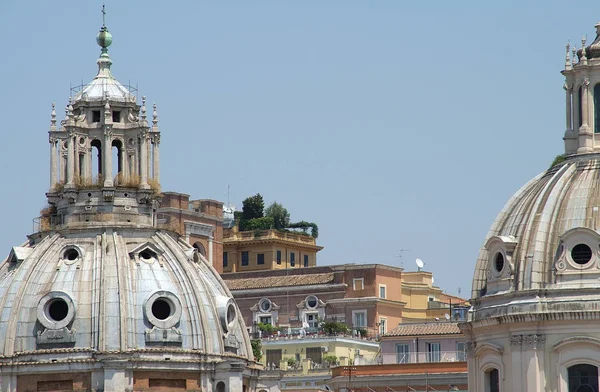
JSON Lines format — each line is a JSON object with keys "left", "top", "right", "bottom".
{"left": 571, "top": 243, "right": 592, "bottom": 265}
{"left": 494, "top": 253, "right": 505, "bottom": 272}
{"left": 112, "top": 110, "right": 121, "bottom": 122}
{"left": 92, "top": 110, "right": 101, "bottom": 122}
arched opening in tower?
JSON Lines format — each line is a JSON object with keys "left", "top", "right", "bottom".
{"left": 91, "top": 139, "right": 102, "bottom": 183}
{"left": 112, "top": 139, "right": 123, "bottom": 182}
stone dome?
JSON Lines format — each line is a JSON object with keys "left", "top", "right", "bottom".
{"left": 472, "top": 153, "right": 600, "bottom": 318}
{"left": 471, "top": 153, "right": 600, "bottom": 313}
{"left": 0, "top": 228, "right": 252, "bottom": 358}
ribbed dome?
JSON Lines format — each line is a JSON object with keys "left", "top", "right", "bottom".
{"left": 0, "top": 228, "right": 252, "bottom": 360}
{"left": 472, "top": 153, "right": 600, "bottom": 300}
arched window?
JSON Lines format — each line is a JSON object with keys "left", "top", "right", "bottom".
{"left": 484, "top": 368, "right": 499, "bottom": 392}
{"left": 91, "top": 139, "right": 102, "bottom": 182}
{"left": 193, "top": 242, "right": 206, "bottom": 257}
{"left": 215, "top": 381, "right": 226, "bottom": 392}
{"left": 112, "top": 139, "right": 123, "bottom": 179}
{"left": 595, "top": 84, "right": 600, "bottom": 133}
{"left": 568, "top": 364, "right": 599, "bottom": 392}
{"left": 579, "top": 86, "right": 584, "bottom": 128}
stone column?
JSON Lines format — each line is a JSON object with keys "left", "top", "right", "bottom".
{"left": 66, "top": 132, "right": 75, "bottom": 187}
{"left": 81, "top": 151, "right": 88, "bottom": 184}
{"left": 152, "top": 135, "right": 160, "bottom": 183}
{"left": 147, "top": 142, "right": 151, "bottom": 183}
{"left": 139, "top": 130, "right": 149, "bottom": 189}
{"left": 208, "top": 236, "right": 214, "bottom": 266}
{"left": 103, "top": 128, "right": 113, "bottom": 187}
{"left": 49, "top": 137, "right": 57, "bottom": 189}
{"left": 578, "top": 79, "right": 594, "bottom": 153}
{"left": 566, "top": 84, "right": 573, "bottom": 132}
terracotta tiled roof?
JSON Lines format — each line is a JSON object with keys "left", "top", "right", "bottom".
{"left": 384, "top": 322, "right": 461, "bottom": 337}
{"left": 225, "top": 272, "right": 334, "bottom": 290}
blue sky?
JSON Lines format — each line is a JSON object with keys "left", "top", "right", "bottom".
{"left": 1, "top": 1, "right": 599, "bottom": 298}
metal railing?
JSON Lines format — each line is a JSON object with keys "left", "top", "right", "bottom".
{"left": 255, "top": 327, "right": 378, "bottom": 342}
{"left": 369, "top": 351, "right": 467, "bottom": 365}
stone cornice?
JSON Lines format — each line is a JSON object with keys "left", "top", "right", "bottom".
{"left": 467, "top": 310, "right": 600, "bottom": 328}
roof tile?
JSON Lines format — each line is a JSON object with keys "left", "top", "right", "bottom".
{"left": 225, "top": 272, "right": 334, "bottom": 290}
{"left": 384, "top": 322, "right": 461, "bottom": 337}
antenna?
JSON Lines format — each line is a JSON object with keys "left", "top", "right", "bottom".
{"left": 444, "top": 313, "right": 450, "bottom": 320}
{"left": 396, "top": 249, "right": 410, "bottom": 268}
{"left": 227, "top": 185, "right": 230, "bottom": 207}
{"left": 415, "top": 258, "right": 424, "bottom": 271}
{"left": 458, "top": 287, "right": 461, "bottom": 296}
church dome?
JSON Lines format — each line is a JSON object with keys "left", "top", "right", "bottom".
{"left": 0, "top": 11, "right": 258, "bottom": 391}
{"left": 471, "top": 153, "right": 600, "bottom": 303}
{"left": 0, "top": 228, "right": 252, "bottom": 358}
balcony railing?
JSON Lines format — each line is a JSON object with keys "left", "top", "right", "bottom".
{"left": 224, "top": 229, "right": 316, "bottom": 244}
{"left": 254, "top": 326, "right": 379, "bottom": 342}
{"left": 369, "top": 351, "right": 466, "bottom": 365}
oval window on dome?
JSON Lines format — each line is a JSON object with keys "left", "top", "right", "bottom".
{"left": 226, "top": 303, "right": 236, "bottom": 325}
{"left": 494, "top": 253, "right": 504, "bottom": 273}
{"left": 571, "top": 244, "right": 593, "bottom": 265}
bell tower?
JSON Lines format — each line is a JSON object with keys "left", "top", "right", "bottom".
{"left": 46, "top": 11, "right": 161, "bottom": 230}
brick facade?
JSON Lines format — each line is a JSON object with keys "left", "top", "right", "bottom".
{"left": 17, "top": 373, "right": 90, "bottom": 392}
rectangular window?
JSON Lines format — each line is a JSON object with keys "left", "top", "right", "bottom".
{"left": 456, "top": 342, "right": 466, "bottom": 361}
{"left": 306, "top": 313, "right": 318, "bottom": 328}
{"left": 223, "top": 252, "right": 228, "bottom": 268}
{"left": 276, "top": 250, "right": 282, "bottom": 264}
{"left": 257, "top": 253, "right": 265, "bottom": 265}
{"left": 353, "top": 311, "right": 366, "bottom": 327}
{"left": 266, "top": 349, "right": 282, "bottom": 366}
{"left": 241, "top": 251, "right": 249, "bottom": 266}
{"left": 290, "top": 252, "right": 295, "bottom": 266}
{"left": 396, "top": 344, "right": 410, "bottom": 364}
{"left": 379, "top": 318, "right": 387, "bottom": 335}
{"left": 112, "top": 110, "right": 121, "bottom": 122}
{"left": 353, "top": 278, "right": 364, "bottom": 290}
{"left": 379, "top": 284, "right": 386, "bottom": 299}
{"left": 303, "top": 254, "right": 309, "bottom": 267}
{"left": 306, "top": 347, "right": 322, "bottom": 364}
{"left": 259, "top": 316, "right": 272, "bottom": 325}
{"left": 92, "top": 110, "right": 101, "bottom": 122}
{"left": 427, "top": 342, "right": 441, "bottom": 362}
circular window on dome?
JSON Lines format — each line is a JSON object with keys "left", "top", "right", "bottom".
{"left": 259, "top": 298, "right": 271, "bottom": 313}
{"left": 494, "top": 253, "right": 505, "bottom": 273}
{"left": 140, "top": 249, "right": 156, "bottom": 261}
{"left": 306, "top": 295, "right": 318, "bottom": 309}
{"left": 152, "top": 299, "right": 172, "bottom": 320}
{"left": 37, "top": 291, "right": 75, "bottom": 330}
{"left": 571, "top": 244, "right": 593, "bottom": 265}
{"left": 145, "top": 290, "right": 182, "bottom": 329}
{"left": 62, "top": 247, "right": 81, "bottom": 264}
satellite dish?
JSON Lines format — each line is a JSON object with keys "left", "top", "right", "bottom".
{"left": 444, "top": 313, "right": 450, "bottom": 320}
{"left": 416, "top": 258, "right": 424, "bottom": 270}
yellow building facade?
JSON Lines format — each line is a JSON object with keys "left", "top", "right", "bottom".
{"left": 222, "top": 227, "right": 323, "bottom": 273}
{"left": 260, "top": 335, "right": 379, "bottom": 369}
{"left": 401, "top": 271, "right": 468, "bottom": 323}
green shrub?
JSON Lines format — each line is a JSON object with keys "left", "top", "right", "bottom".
{"left": 251, "top": 339, "right": 262, "bottom": 361}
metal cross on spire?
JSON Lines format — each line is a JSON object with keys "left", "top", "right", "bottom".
{"left": 102, "top": 4, "right": 106, "bottom": 26}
